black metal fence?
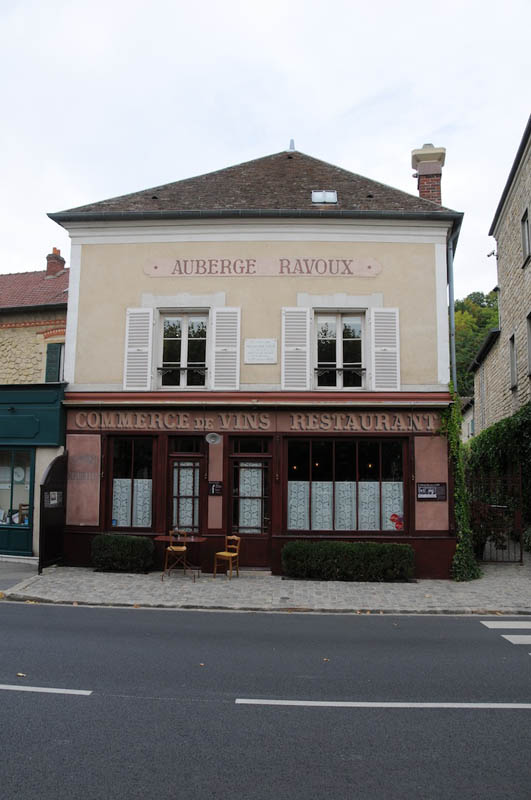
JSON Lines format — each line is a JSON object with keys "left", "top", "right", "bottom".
{"left": 468, "top": 467, "right": 523, "bottom": 564}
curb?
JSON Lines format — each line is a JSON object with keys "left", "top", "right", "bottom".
{"left": 3, "top": 593, "right": 531, "bottom": 615}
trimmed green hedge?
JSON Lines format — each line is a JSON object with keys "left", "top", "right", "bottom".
{"left": 91, "top": 533, "right": 154, "bottom": 573}
{"left": 281, "top": 541, "right": 415, "bottom": 582}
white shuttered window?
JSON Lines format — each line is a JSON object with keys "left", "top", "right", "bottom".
{"left": 282, "top": 308, "right": 310, "bottom": 390}
{"left": 123, "top": 308, "right": 154, "bottom": 391}
{"left": 371, "top": 308, "right": 400, "bottom": 391}
{"left": 212, "top": 307, "right": 240, "bottom": 390}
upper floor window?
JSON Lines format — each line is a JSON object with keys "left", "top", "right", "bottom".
{"left": 522, "top": 209, "right": 530, "bottom": 265}
{"left": 315, "top": 313, "right": 364, "bottom": 389}
{"left": 45, "top": 342, "right": 64, "bottom": 382}
{"left": 160, "top": 314, "right": 208, "bottom": 388}
{"left": 509, "top": 333, "right": 517, "bottom": 390}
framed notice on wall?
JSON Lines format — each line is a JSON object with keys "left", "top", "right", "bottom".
{"left": 417, "top": 483, "right": 447, "bottom": 501}
{"left": 244, "top": 338, "right": 277, "bottom": 364}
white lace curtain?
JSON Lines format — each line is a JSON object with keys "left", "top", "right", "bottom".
{"left": 112, "top": 478, "right": 152, "bottom": 527}
{"left": 287, "top": 481, "right": 403, "bottom": 531}
{"left": 237, "top": 462, "right": 263, "bottom": 533}
{"left": 172, "top": 462, "right": 199, "bottom": 531}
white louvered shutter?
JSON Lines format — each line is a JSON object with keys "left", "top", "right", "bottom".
{"left": 123, "top": 308, "right": 153, "bottom": 390}
{"left": 371, "top": 308, "right": 400, "bottom": 391}
{"left": 212, "top": 308, "right": 240, "bottom": 390}
{"left": 282, "top": 308, "right": 310, "bottom": 390}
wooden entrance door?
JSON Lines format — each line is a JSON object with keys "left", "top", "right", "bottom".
{"left": 230, "top": 445, "right": 271, "bottom": 567}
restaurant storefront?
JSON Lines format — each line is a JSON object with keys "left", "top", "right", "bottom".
{"left": 64, "top": 396, "right": 455, "bottom": 577}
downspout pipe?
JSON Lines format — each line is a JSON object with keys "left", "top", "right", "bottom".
{"left": 447, "top": 220, "right": 461, "bottom": 392}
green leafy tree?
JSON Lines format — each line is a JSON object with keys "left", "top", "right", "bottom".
{"left": 453, "top": 291, "right": 498, "bottom": 395}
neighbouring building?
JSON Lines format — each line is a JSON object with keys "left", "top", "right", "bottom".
{"left": 471, "top": 115, "right": 531, "bottom": 432}
{"left": 49, "top": 145, "right": 462, "bottom": 577}
{"left": 0, "top": 249, "right": 69, "bottom": 557}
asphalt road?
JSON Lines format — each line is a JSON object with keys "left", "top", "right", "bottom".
{"left": 1, "top": 604, "right": 530, "bottom": 800}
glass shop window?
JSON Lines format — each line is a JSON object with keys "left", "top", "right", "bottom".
{"left": 287, "top": 439, "right": 404, "bottom": 532}
{"left": 111, "top": 438, "right": 153, "bottom": 528}
{"left": 0, "top": 449, "right": 32, "bottom": 526}
{"left": 168, "top": 437, "right": 203, "bottom": 454}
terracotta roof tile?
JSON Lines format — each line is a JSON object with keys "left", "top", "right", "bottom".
{"left": 51, "top": 150, "right": 460, "bottom": 220}
{"left": 0, "top": 269, "right": 69, "bottom": 311}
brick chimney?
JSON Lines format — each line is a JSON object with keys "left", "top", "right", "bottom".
{"left": 46, "top": 247, "right": 65, "bottom": 276}
{"left": 411, "top": 143, "right": 446, "bottom": 205}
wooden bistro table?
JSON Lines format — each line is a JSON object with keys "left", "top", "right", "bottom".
{"left": 155, "top": 535, "right": 207, "bottom": 581}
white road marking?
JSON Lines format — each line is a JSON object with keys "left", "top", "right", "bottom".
{"left": 0, "top": 684, "right": 92, "bottom": 696}
{"left": 481, "top": 622, "right": 531, "bottom": 629}
{"left": 235, "top": 699, "right": 531, "bottom": 709}
{"left": 501, "top": 635, "right": 531, "bottom": 645}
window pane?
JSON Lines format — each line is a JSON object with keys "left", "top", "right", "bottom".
{"left": 288, "top": 440, "right": 309, "bottom": 481}
{"left": 317, "top": 317, "right": 336, "bottom": 339}
{"left": 382, "top": 441, "right": 403, "bottom": 481}
{"left": 358, "top": 441, "right": 379, "bottom": 481}
{"left": 187, "top": 339, "right": 206, "bottom": 364}
{"left": 162, "top": 369, "right": 181, "bottom": 386}
{"left": 287, "top": 441, "right": 309, "bottom": 529}
{"left": 335, "top": 441, "right": 355, "bottom": 481}
{"left": 187, "top": 369, "right": 206, "bottom": 386}
{"left": 164, "top": 318, "right": 181, "bottom": 338}
{"left": 188, "top": 317, "right": 207, "bottom": 338}
{"left": 317, "top": 339, "right": 336, "bottom": 364}
{"left": 0, "top": 451, "right": 12, "bottom": 524}
{"left": 312, "top": 441, "right": 333, "bottom": 481}
{"left": 343, "top": 316, "right": 362, "bottom": 339}
{"left": 133, "top": 439, "right": 152, "bottom": 479}
{"left": 343, "top": 370, "right": 362, "bottom": 388}
{"left": 163, "top": 340, "right": 181, "bottom": 364}
{"left": 169, "top": 437, "right": 202, "bottom": 453}
{"left": 343, "top": 339, "right": 361, "bottom": 364}
{"left": 113, "top": 439, "right": 132, "bottom": 478}
{"left": 233, "top": 438, "right": 269, "bottom": 453}
{"left": 382, "top": 442, "right": 403, "bottom": 531}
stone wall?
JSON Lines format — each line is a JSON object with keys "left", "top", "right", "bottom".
{"left": 474, "top": 133, "right": 531, "bottom": 435}
{"left": 0, "top": 310, "right": 66, "bottom": 384}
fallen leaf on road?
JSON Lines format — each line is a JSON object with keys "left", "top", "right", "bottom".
{"left": 133, "top": 604, "right": 140, "bottom": 608}
{"left": 73, "top": 602, "right": 78, "bottom": 606}
{"left": 199, "top": 663, "right": 205, "bottom": 667}
{"left": 0, "top": 592, "right": 5, "bottom": 599}
{"left": 25, "top": 600, "right": 36, "bottom": 604}
{"left": 17, "top": 673, "right": 26, "bottom": 678}
{"left": 424, "top": 594, "right": 432, "bottom": 598}
{"left": 323, "top": 658, "right": 329, "bottom": 662}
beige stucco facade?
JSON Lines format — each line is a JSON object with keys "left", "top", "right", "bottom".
{"left": 71, "top": 236, "right": 446, "bottom": 391}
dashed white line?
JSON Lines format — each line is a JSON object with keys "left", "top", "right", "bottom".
{"left": 235, "top": 699, "right": 531, "bottom": 709}
{"left": 0, "top": 684, "right": 92, "bottom": 696}
{"left": 501, "top": 635, "right": 531, "bottom": 645}
{"left": 481, "top": 622, "right": 531, "bottom": 629}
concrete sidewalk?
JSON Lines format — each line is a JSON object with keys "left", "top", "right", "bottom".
{"left": 2, "top": 555, "right": 531, "bottom": 614}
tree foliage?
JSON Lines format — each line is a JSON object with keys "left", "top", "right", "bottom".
{"left": 454, "top": 291, "right": 498, "bottom": 396}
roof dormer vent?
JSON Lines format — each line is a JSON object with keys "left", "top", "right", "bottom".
{"left": 312, "top": 190, "right": 337, "bottom": 204}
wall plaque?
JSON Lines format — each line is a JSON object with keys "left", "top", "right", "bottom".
{"left": 244, "top": 338, "right": 277, "bottom": 364}
{"left": 417, "top": 482, "right": 447, "bottom": 501}
{"left": 208, "top": 481, "right": 223, "bottom": 496}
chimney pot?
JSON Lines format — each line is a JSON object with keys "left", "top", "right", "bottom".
{"left": 411, "top": 143, "right": 446, "bottom": 205}
{"left": 46, "top": 247, "right": 66, "bottom": 276}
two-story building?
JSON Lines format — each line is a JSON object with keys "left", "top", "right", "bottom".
{"left": 471, "top": 115, "right": 531, "bottom": 431}
{"left": 0, "top": 249, "right": 68, "bottom": 558}
{"left": 50, "top": 146, "right": 462, "bottom": 577}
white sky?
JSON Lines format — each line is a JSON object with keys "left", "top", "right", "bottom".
{"left": 0, "top": 0, "right": 529, "bottom": 299}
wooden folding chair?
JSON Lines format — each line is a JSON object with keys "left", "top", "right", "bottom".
{"left": 213, "top": 535, "right": 241, "bottom": 579}
{"left": 161, "top": 528, "right": 195, "bottom": 581}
